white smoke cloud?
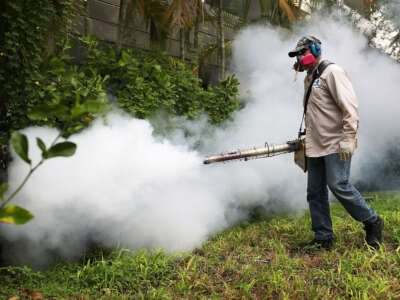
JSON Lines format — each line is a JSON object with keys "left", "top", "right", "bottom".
{"left": 2, "top": 13, "right": 400, "bottom": 266}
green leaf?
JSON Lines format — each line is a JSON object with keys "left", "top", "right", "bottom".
{"left": 0, "top": 205, "right": 34, "bottom": 225}
{"left": 71, "top": 76, "right": 78, "bottom": 88}
{"left": 48, "top": 57, "right": 66, "bottom": 76}
{"left": 46, "top": 142, "right": 77, "bottom": 159}
{"left": 71, "top": 101, "right": 109, "bottom": 118}
{"left": 11, "top": 132, "right": 31, "bottom": 164}
{"left": 81, "top": 100, "right": 109, "bottom": 114}
{"left": 0, "top": 183, "right": 8, "bottom": 200}
{"left": 119, "top": 51, "right": 130, "bottom": 67}
{"left": 36, "top": 137, "right": 47, "bottom": 157}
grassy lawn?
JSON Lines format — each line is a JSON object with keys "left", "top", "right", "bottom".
{"left": 1, "top": 192, "right": 399, "bottom": 299}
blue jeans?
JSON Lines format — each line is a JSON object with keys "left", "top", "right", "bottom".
{"left": 307, "top": 153, "right": 376, "bottom": 240}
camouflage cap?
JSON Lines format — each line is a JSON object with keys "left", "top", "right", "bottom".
{"left": 288, "top": 36, "right": 322, "bottom": 57}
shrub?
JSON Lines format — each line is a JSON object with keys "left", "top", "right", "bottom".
{"left": 81, "top": 37, "right": 240, "bottom": 124}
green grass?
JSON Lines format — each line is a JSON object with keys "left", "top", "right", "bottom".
{"left": 1, "top": 192, "right": 400, "bottom": 299}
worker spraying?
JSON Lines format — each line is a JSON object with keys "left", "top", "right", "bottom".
{"left": 204, "top": 36, "right": 384, "bottom": 250}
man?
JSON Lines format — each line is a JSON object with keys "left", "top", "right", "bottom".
{"left": 288, "top": 36, "right": 384, "bottom": 250}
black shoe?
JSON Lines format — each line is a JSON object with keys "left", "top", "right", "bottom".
{"left": 364, "top": 216, "right": 384, "bottom": 249}
{"left": 297, "top": 238, "right": 334, "bottom": 251}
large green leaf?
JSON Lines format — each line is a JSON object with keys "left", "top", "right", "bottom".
{"left": 46, "top": 142, "right": 77, "bottom": 159}
{"left": 11, "top": 132, "right": 31, "bottom": 164}
{"left": 0, "top": 205, "right": 34, "bottom": 225}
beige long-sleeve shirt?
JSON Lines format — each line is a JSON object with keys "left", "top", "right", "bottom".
{"left": 303, "top": 63, "right": 359, "bottom": 157}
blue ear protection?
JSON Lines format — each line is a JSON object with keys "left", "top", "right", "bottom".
{"left": 311, "top": 43, "right": 322, "bottom": 56}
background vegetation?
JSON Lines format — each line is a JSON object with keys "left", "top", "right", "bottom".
{"left": 81, "top": 36, "right": 239, "bottom": 123}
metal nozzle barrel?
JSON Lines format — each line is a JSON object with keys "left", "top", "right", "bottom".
{"left": 203, "top": 141, "right": 299, "bottom": 164}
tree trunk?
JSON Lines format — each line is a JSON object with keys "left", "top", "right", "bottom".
{"left": 193, "top": 1, "right": 201, "bottom": 76}
{"left": 194, "top": 22, "right": 199, "bottom": 50}
{"left": 217, "top": 0, "right": 225, "bottom": 80}
{"left": 84, "top": 0, "right": 90, "bottom": 36}
{"left": 194, "top": 0, "right": 200, "bottom": 51}
{"left": 117, "top": 0, "right": 128, "bottom": 52}
{"left": 244, "top": 0, "right": 251, "bottom": 22}
{"left": 180, "top": 28, "right": 185, "bottom": 61}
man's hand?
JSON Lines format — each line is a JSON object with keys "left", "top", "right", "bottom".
{"left": 339, "top": 140, "right": 356, "bottom": 161}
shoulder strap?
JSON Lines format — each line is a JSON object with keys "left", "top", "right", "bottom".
{"left": 298, "top": 60, "right": 334, "bottom": 137}
{"left": 304, "top": 60, "right": 333, "bottom": 114}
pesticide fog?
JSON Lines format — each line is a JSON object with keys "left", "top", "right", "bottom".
{"left": 2, "top": 16, "right": 400, "bottom": 266}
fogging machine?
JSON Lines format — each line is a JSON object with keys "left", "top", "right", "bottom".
{"left": 203, "top": 137, "right": 307, "bottom": 172}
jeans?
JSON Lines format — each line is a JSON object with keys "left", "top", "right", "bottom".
{"left": 307, "top": 153, "right": 376, "bottom": 240}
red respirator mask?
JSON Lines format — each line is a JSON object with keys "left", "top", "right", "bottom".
{"left": 293, "top": 53, "right": 315, "bottom": 72}
{"left": 300, "top": 53, "right": 315, "bottom": 66}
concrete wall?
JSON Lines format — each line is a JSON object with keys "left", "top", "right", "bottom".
{"left": 79, "top": 0, "right": 238, "bottom": 69}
